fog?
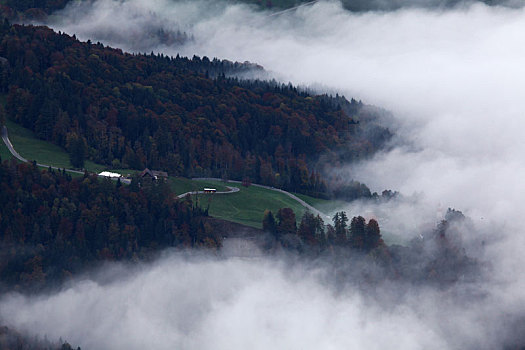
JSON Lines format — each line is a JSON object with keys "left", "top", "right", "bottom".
{"left": 0, "top": 253, "right": 521, "bottom": 350}
{"left": 3, "top": 0, "right": 525, "bottom": 348}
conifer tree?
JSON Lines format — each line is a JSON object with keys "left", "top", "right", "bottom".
{"left": 333, "top": 211, "right": 349, "bottom": 245}
{"left": 350, "top": 216, "right": 366, "bottom": 250}
{"left": 365, "top": 218, "right": 382, "bottom": 251}
{"left": 262, "top": 210, "right": 277, "bottom": 235}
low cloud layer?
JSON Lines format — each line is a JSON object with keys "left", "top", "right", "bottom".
{"left": 6, "top": 0, "right": 524, "bottom": 348}
{"left": 1, "top": 253, "right": 523, "bottom": 350}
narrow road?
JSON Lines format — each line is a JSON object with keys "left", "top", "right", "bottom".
{"left": 2, "top": 124, "right": 326, "bottom": 208}
{"left": 2, "top": 125, "right": 85, "bottom": 174}
{"left": 2, "top": 126, "right": 133, "bottom": 183}
{"left": 176, "top": 186, "right": 240, "bottom": 199}
{"left": 2, "top": 125, "right": 28, "bottom": 163}
{"left": 192, "top": 177, "right": 329, "bottom": 219}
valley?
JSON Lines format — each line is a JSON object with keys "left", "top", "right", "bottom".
{"left": 1, "top": 1, "right": 524, "bottom": 349}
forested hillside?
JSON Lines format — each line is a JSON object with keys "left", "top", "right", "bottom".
{"left": 0, "top": 22, "right": 390, "bottom": 197}
{"left": 0, "top": 0, "right": 70, "bottom": 20}
{"left": 0, "top": 160, "right": 217, "bottom": 292}
{"left": 0, "top": 157, "right": 475, "bottom": 293}
{"left": 0, "top": 0, "right": 508, "bottom": 17}
{"left": 0, "top": 325, "right": 79, "bottom": 350}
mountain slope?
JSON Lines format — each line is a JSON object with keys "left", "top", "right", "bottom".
{"left": 0, "top": 22, "right": 390, "bottom": 197}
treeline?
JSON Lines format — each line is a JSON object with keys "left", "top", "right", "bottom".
{"left": 0, "top": 22, "right": 390, "bottom": 198}
{"left": 0, "top": 326, "right": 79, "bottom": 350}
{"left": 262, "top": 206, "right": 476, "bottom": 285}
{"left": 262, "top": 208, "right": 385, "bottom": 254}
{"left": 0, "top": 159, "right": 218, "bottom": 292}
{"left": 0, "top": 0, "right": 70, "bottom": 21}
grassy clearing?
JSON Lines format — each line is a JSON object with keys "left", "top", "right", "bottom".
{"left": 5, "top": 120, "right": 105, "bottom": 173}
{"left": 171, "top": 178, "right": 340, "bottom": 228}
{"left": 192, "top": 180, "right": 307, "bottom": 228}
{"left": 169, "top": 177, "right": 230, "bottom": 195}
{"left": 2, "top": 115, "right": 339, "bottom": 229}
{"left": 0, "top": 137, "right": 12, "bottom": 161}
{"left": 294, "top": 193, "right": 348, "bottom": 215}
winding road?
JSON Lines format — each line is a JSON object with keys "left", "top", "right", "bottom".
{"left": 3, "top": 125, "right": 327, "bottom": 217}
{"left": 176, "top": 186, "right": 240, "bottom": 199}
{"left": 2, "top": 125, "right": 131, "bottom": 184}
{"left": 192, "top": 177, "right": 328, "bottom": 219}
{"left": 2, "top": 125, "right": 84, "bottom": 174}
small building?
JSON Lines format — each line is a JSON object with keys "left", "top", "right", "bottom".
{"left": 98, "top": 171, "right": 122, "bottom": 179}
{"left": 203, "top": 188, "right": 216, "bottom": 194}
{"left": 139, "top": 168, "right": 168, "bottom": 181}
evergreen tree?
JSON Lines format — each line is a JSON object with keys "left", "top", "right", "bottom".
{"left": 326, "top": 224, "right": 336, "bottom": 246}
{"left": 333, "top": 211, "right": 349, "bottom": 245}
{"left": 314, "top": 214, "right": 326, "bottom": 246}
{"left": 262, "top": 209, "right": 277, "bottom": 234}
{"left": 298, "top": 210, "right": 316, "bottom": 245}
{"left": 365, "top": 218, "right": 382, "bottom": 251}
{"left": 67, "top": 133, "right": 86, "bottom": 169}
{"left": 350, "top": 216, "right": 366, "bottom": 250}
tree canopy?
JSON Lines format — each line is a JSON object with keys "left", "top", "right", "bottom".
{"left": 0, "top": 22, "right": 390, "bottom": 198}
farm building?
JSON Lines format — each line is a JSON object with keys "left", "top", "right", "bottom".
{"left": 98, "top": 171, "right": 122, "bottom": 179}
{"left": 139, "top": 168, "right": 168, "bottom": 181}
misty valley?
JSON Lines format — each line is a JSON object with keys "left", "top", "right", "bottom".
{"left": 1, "top": 0, "right": 525, "bottom": 349}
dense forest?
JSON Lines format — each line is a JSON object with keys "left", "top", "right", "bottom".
{"left": 0, "top": 157, "right": 474, "bottom": 293}
{"left": 262, "top": 208, "right": 384, "bottom": 253}
{"left": 0, "top": 21, "right": 390, "bottom": 198}
{"left": 0, "top": 326, "right": 79, "bottom": 350}
{"left": 0, "top": 159, "right": 218, "bottom": 292}
{"left": 0, "top": 0, "right": 70, "bottom": 20}
{"left": 261, "top": 206, "right": 477, "bottom": 285}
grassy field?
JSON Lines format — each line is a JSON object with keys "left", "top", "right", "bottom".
{"left": 0, "top": 137, "right": 12, "bottom": 161}
{"left": 170, "top": 178, "right": 342, "bottom": 229}
{"left": 1, "top": 118, "right": 335, "bottom": 229}
{"left": 294, "top": 193, "right": 347, "bottom": 215}
{"left": 5, "top": 120, "right": 106, "bottom": 173}
{"left": 169, "top": 177, "right": 231, "bottom": 195}
{"left": 189, "top": 179, "right": 309, "bottom": 228}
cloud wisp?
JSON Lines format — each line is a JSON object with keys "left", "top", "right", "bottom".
{"left": 1, "top": 252, "right": 522, "bottom": 350}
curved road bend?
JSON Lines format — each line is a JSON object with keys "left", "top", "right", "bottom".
{"left": 2, "top": 125, "right": 28, "bottom": 163}
{"left": 2, "top": 125, "right": 326, "bottom": 206}
{"left": 2, "top": 125, "right": 88, "bottom": 176}
{"left": 176, "top": 186, "right": 240, "bottom": 199}
{"left": 191, "top": 177, "right": 328, "bottom": 219}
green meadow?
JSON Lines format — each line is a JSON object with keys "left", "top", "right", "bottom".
{"left": 4, "top": 120, "right": 105, "bottom": 173}
{"left": 2, "top": 119, "right": 338, "bottom": 230}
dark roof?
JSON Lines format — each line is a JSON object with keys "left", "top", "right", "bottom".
{"left": 152, "top": 170, "right": 168, "bottom": 178}
{"left": 139, "top": 168, "right": 168, "bottom": 178}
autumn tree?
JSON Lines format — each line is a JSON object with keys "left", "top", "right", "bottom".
{"left": 0, "top": 161, "right": 216, "bottom": 291}
{"left": 276, "top": 207, "right": 296, "bottom": 238}
{"left": 0, "top": 23, "right": 391, "bottom": 200}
